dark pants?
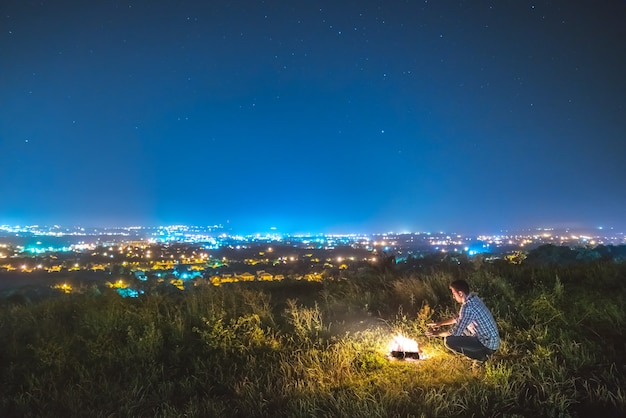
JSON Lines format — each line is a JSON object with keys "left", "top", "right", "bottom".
{"left": 444, "top": 336, "right": 495, "bottom": 361}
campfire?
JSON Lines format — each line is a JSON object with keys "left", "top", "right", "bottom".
{"left": 387, "top": 334, "right": 422, "bottom": 360}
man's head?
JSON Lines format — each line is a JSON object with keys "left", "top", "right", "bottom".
{"left": 449, "top": 279, "right": 470, "bottom": 303}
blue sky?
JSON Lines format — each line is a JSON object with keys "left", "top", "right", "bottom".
{"left": 1, "top": 1, "right": 625, "bottom": 235}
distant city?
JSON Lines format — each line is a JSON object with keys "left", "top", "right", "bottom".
{"left": 1, "top": 223, "right": 624, "bottom": 297}
{"left": 1, "top": 223, "right": 625, "bottom": 253}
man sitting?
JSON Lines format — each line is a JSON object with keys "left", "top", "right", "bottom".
{"left": 426, "top": 279, "right": 500, "bottom": 362}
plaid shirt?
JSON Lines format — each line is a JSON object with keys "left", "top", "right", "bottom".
{"left": 450, "top": 293, "right": 500, "bottom": 350}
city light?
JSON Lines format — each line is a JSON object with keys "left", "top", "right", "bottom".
{"left": 1, "top": 223, "right": 624, "bottom": 296}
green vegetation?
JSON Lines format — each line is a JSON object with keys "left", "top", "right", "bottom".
{"left": 1, "top": 251, "right": 625, "bottom": 417}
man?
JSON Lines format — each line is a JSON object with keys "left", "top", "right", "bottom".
{"left": 426, "top": 279, "right": 500, "bottom": 362}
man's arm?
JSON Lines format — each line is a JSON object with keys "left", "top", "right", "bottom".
{"left": 426, "top": 317, "right": 457, "bottom": 337}
{"left": 428, "top": 317, "right": 457, "bottom": 328}
{"left": 449, "top": 303, "right": 473, "bottom": 337}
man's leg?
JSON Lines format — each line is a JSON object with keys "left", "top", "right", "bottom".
{"left": 444, "top": 336, "right": 493, "bottom": 361}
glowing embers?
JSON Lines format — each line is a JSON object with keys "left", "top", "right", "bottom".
{"left": 387, "top": 334, "right": 422, "bottom": 360}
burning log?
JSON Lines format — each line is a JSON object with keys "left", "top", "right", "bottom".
{"left": 387, "top": 334, "right": 421, "bottom": 360}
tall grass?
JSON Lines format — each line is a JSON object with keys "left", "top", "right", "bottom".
{"left": 0, "top": 259, "right": 625, "bottom": 417}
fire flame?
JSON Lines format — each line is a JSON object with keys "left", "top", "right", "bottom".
{"left": 388, "top": 334, "right": 419, "bottom": 353}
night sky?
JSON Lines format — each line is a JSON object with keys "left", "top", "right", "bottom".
{"left": 2, "top": 1, "right": 625, "bottom": 235}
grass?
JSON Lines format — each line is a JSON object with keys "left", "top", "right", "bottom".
{"left": 0, "top": 257, "right": 625, "bottom": 417}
